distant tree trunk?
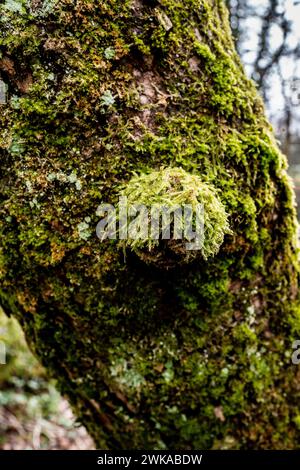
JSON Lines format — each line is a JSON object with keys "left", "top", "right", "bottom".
{"left": 0, "top": 0, "right": 300, "bottom": 449}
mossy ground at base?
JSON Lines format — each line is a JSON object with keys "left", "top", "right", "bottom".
{"left": 0, "top": 0, "right": 300, "bottom": 449}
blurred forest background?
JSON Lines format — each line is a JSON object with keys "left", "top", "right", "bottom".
{"left": 0, "top": 0, "right": 299, "bottom": 450}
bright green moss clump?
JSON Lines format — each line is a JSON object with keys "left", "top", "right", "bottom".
{"left": 0, "top": 0, "right": 300, "bottom": 450}
{"left": 117, "top": 167, "right": 231, "bottom": 266}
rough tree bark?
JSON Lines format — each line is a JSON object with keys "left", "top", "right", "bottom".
{"left": 0, "top": 0, "right": 300, "bottom": 449}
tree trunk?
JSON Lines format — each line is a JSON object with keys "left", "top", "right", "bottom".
{"left": 1, "top": 0, "right": 300, "bottom": 449}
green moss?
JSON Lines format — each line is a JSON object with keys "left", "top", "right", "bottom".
{"left": 116, "top": 167, "right": 231, "bottom": 265}
{"left": 0, "top": 0, "right": 300, "bottom": 450}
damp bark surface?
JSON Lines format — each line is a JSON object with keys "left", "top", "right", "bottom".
{"left": 1, "top": 0, "right": 300, "bottom": 449}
